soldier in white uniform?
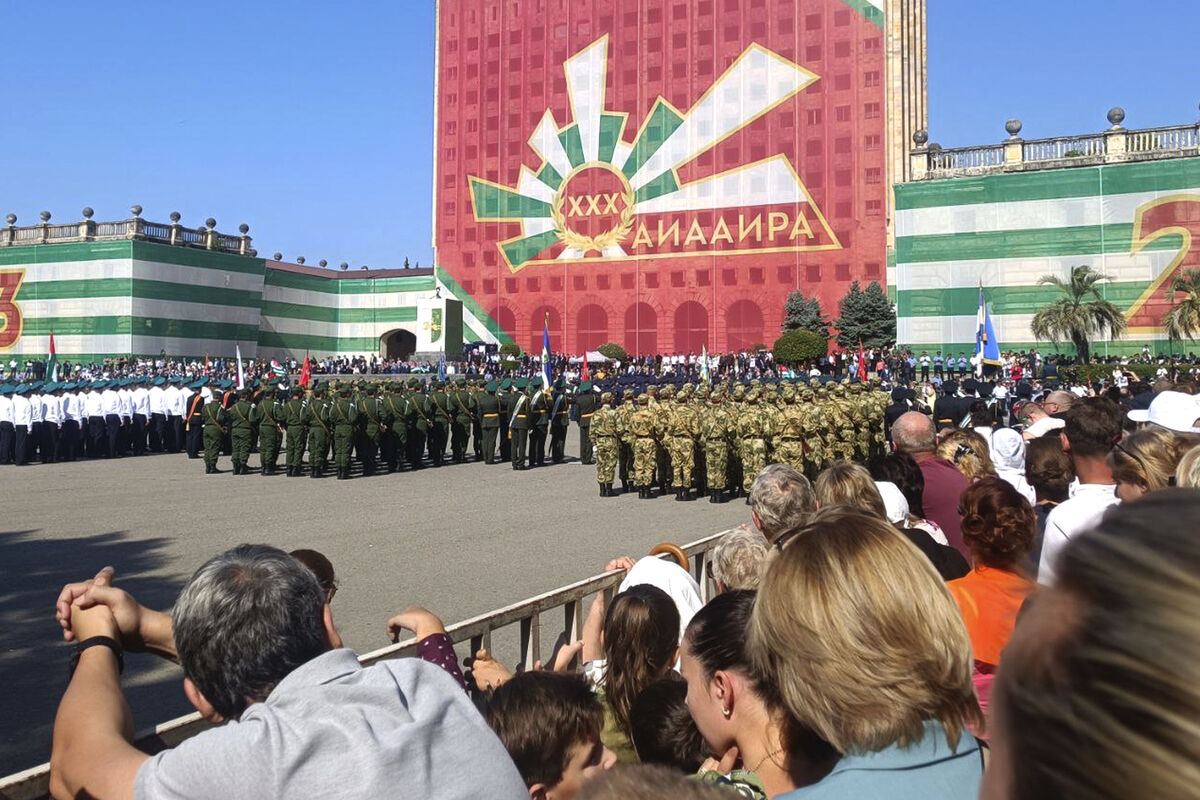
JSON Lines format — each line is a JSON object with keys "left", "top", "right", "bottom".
{"left": 12, "top": 384, "right": 33, "bottom": 465}
{"left": 63, "top": 382, "right": 85, "bottom": 461}
{"left": 84, "top": 381, "right": 105, "bottom": 458}
{"left": 131, "top": 377, "right": 150, "bottom": 455}
{"left": 28, "top": 384, "right": 44, "bottom": 463}
{"left": 41, "top": 383, "right": 63, "bottom": 462}
{"left": 101, "top": 380, "right": 123, "bottom": 458}
{"left": 148, "top": 377, "right": 167, "bottom": 452}
{"left": 163, "top": 377, "right": 182, "bottom": 453}
{"left": 117, "top": 378, "right": 133, "bottom": 455}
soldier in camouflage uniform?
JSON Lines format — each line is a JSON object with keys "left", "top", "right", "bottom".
{"left": 616, "top": 389, "right": 636, "bottom": 492}
{"left": 629, "top": 393, "right": 660, "bottom": 498}
{"left": 701, "top": 386, "right": 734, "bottom": 503}
{"left": 304, "top": 384, "right": 331, "bottom": 478}
{"left": 692, "top": 384, "right": 709, "bottom": 495}
{"left": 665, "top": 384, "right": 698, "bottom": 500}
{"left": 737, "top": 388, "right": 774, "bottom": 499}
{"left": 773, "top": 385, "right": 807, "bottom": 475}
{"left": 800, "top": 384, "right": 828, "bottom": 478}
{"left": 727, "top": 384, "right": 746, "bottom": 496}
{"left": 589, "top": 392, "right": 620, "bottom": 496}
{"left": 825, "top": 383, "right": 856, "bottom": 462}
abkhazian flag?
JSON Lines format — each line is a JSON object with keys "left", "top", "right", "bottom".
{"left": 437, "top": 351, "right": 446, "bottom": 382}
{"left": 975, "top": 285, "right": 1002, "bottom": 375}
{"left": 46, "top": 332, "right": 58, "bottom": 382}
{"left": 700, "top": 345, "right": 710, "bottom": 384}
{"left": 236, "top": 344, "right": 245, "bottom": 390}
{"left": 541, "top": 315, "right": 553, "bottom": 391}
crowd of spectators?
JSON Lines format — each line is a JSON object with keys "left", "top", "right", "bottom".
{"left": 43, "top": 367, "right": 1200, "bottom": 799}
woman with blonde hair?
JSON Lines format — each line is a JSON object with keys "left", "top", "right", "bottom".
{"left": 982, "top": 490, "right": 1200, "bottom": 800}
{"left": 813, "top": 461, "right": 887, "bottom": 519}
{"left": 937, "top": 429, "right": 996, "bottom": 481}
{"left": 749, "top": 508, "right": 984, "bottom": 796}
{"left": 1174, "top": 443, "right": 1200, "bottom": 488}
{"left": 1107, "top": 426, "right": 1200, "bottom": 502}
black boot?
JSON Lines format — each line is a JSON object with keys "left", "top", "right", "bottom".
{"left": 675, "top": 488, "right": 687, "bottom": 501}
{"left": 684, "top": 488, "right": 696, "bottom": 501}
{"left": 599, "top": 484, "right": 608, "bottom": 497}
{"left": 311, "top": 466, "right": 322, "bottom": 478}
{"left": 261, "top": 466, "right": 269, "bottom": 476}
{"left": 602, "top": 483, "right": 614, "bottom": 497}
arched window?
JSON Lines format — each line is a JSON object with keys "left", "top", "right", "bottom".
{"left": 530, "top": 306, "right": 563, "bottom": 353}
{"left": 576, "top": 304, "right": 609, "bottom": 352}
{"left": 726, "top": 300, "right": 764, "bottom": 352}
{"left": 624, "top": 302, "right": 658, "bottom": 356}
{"left": 674, "top": 301, "right": 709, "bottom": 353}
{"left": 489, "top": 305, "right": 517, "bottom": 342}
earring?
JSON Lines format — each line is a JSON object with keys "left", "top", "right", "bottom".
{"left": 722, "top": 707, "right": 732, "bottom": 718}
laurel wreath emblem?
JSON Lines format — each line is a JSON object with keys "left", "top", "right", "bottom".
{"left": 551, "top": 185, "right": 636, "bottom": 254}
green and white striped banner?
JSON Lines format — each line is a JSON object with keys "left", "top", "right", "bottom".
{"left": 894, "top": 157, "right": 1200, "bottom": 355}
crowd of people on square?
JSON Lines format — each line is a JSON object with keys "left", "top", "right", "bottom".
{"left": 42, "top": 348, "right": 1200, "bottom": 799}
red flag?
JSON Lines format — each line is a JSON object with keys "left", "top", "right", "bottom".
{"left": 299, "top": 352, "right": 311, "bottom": 387}
{"left": 204, "top": 352, "right": 210, "bottom": 374}
{"left": 581, "top": 350, "right": 590, "bottom": 382}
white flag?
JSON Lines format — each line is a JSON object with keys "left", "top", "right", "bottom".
{"left": 236, "top": 344, "right": 245, "bottom": 390}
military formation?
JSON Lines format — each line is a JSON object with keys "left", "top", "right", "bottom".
{"left": 1, "top": 373, "right": 888, "bottom": 502}
{"left": 588, "top": 378, "right": 890, "bottom": 502}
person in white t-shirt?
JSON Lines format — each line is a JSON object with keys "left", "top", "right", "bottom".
{"left": 1038, "top": 397, "right": 1125, "bottom": 584}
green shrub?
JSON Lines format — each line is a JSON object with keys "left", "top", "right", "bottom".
{"left": 597, "top": 342, "right": 629, "bottom": 363}
{"left": 773, "top": 329, "right": 828, "bottom": 365}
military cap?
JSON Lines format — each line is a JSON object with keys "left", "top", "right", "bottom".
{"left": 529, "top": 377, "right": 543, "bottom": 389}
{"left": 312, "top": 383, "right": 326, "bottom": 396}
{"left": 732, "top": 385, "right": 746, "bottom": 399}
{"left": 660, "top": 385, "right": 675, "bottom": 399}
{"left": 153, "top": 376, "right": 165, "bottom": 386}
{"left": 515, "top": 378, "right": 529, "bottom": 390}
{"left": 482, "top": 380, "right": 496, "bottom": 392}
{"left": 238, "top": 386, "right": 251, "bottom": 398}
{"left": 579, "top": 381, "right": 592, "bottom": 392}
{"left": 405, "top": 378, "right": 418, "bottom": 389}
{"left": 622, "top": 388, "right": 635, "bottom": 399}
{"left": 600, "top": 391, "right": 614, "bottom": 404}
{"left": 499, "top": 378, "right": 512, "bottom": 390}
{"left": 636, "top": 393, "right": 650, "bottom": 404}
{"left": 365, "top": 383, "right": 377, "bottom": 395}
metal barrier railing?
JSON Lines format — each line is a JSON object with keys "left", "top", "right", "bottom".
{"left": 0, "top": 531, "right": 724, "bottom": 800}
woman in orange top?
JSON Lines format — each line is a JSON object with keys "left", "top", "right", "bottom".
{"left": 948, "top": 477, "right": 1037, "bottom": 725}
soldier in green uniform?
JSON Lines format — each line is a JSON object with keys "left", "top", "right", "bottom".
{"left": 201, "top": 389, "right": 229, "bottom": 474}
{"left": 283, "top": 384, "right": 308, "bottom": 477}
{"left": 330, "top": 382, "right": 358, "bottom": 479}
{"left": 358, "top": 383, "right": 385, "bottom": 476}
{"left": 228, "top": 387, "right": 255, "bottom": 475}
{"left": 428, "top": 380, "right": 450, "bottom": 467}
{"left": 800, "top": 384, "right": 827, "bottom": 478}
{"left": 574, "top": 381, "right": 597, "bottom": 465}
{"left": 589, "top": 391, "right": 620, "bottom": 496}
{"left": 469, "top": 379, "right": 484, "bottom": 462}
{"left": 773, "top": 385, "right": 807, "bottom": 475}
{"left": 656, "top": 385, "right": 675, "bottom": 494}
{"left": 616, "top": 389, "right": 636, "bottom": 492}
{"left": 252, "top": 383, "right": 284, "bottom": 475}
{"left": 827, "top": 382, "right": 856, "bottom": 462}
{"left": 737, "top": 388, "right": 773, "bottom": 500}
{"left": 701, "top": 387, "right": 734, "bottom": 503}
{"left": 549, "top": 378, "right": 570, "bottom": 463}
{"left": 666, "top": 384, "right": 699, "bottom": 501}
{"left": 449, "top": 378, "right": 474, "bottom": 464}
{"left": 248, "top": 380, "right": 264, "bottom": 456}
{"left": 528, "top": 378, "right": 549, "bottom": 467}
{"left": 629, "top": 393, "right": 660, "bottom": 499}
{"left": 404, "top": 378, "right": 430, "bottom": 469}
{"left": 478, "top": 380, "right": 501, "bottom": 464}
{"left": 304, "top": 384, "right": 331, "bottom": 478}
{"left": 508, "top": 377, "right": 530, "bottom": 469}
{"left": 497, "top": 378, "right": 512, "bottom": 463}
{"left": 380, "top": 382, "right": 406, "bottom": 472}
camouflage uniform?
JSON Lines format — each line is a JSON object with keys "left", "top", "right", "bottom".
{"left": 799, "top": 385, "right": 828, "bottom": 477}
{"left": 589, "top": 393, "right": 620, "bottom": 495}
{"left": 701, "top": 389, "right": 734, "bottom": 502}
{"left": 825, "top": 384, "right": 855, "bottom": 462}
{"left": 773, "top": 386, "right": 807, "bottom": 475}
{"left": 666, "top": 386, "right": 698, "bottom": 500}
{"left": 616, "top": 389, "right": 637, "bottom": 492}
{"left": 737, "top": 389, "right": 774, "bottom": 496}
{"left": 629, "top": 394, "right": 660, "bottom": 498}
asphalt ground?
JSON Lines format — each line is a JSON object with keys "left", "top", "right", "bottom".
{"left": 0, "top": 434, "right": 748, "bottom": 775}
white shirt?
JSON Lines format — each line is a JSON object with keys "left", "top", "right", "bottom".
{"left": 178, "top": 387, "right": 193, "bottom": 416}
{"left": 148, "top": 386, "right": 166, "bottom": 415}
{"left": 132, "top": 386, "right": 150, "bottom": 417}
{"left": 1038, "top": 484, "right": 1120, "bottom": 585}
{"left": 67, "top": 392, "right": 85, "bottom": 423}
{"left": 84, "top": 391, "right": 104, "bottom": 418}
{"left": 29, "top": 393, "right": 44, "bottom": 423}
{"left": 163, "top": 385, "right": 181, "bottom": 416}
{"left": 118, "top": 388, "right": 133, "bottom": 418}
{"left": 12, "top": 394, "right": 32, "bottom": 427}
{"left": 101, "top": 389, "right": 121, "bottom": 416}
{"left": 43, "top": 395, "right": 64, "bottom": 425}
{"left": 0, "top": 394, "right": 13, "bottom": 424}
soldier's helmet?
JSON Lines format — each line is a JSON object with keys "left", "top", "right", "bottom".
{"left": 637, "top": 393, "right": 650, "bottom": 405}
{"left": 623, "top": 389, "right": 635, "bottom": 400}
{"left": 746, "top": 388, "right": 760, "bottom": 403}
{"left": 732, "top": 385, "right": 746, "bottom": 401}
{"left": 660, "top": 385, "right": 675, "bottom": 400}
{"left": 600, "top": 391, "right": 614, "bottom": 404}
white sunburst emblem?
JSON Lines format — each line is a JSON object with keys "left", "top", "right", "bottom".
{"left": 469, "top": 35, "right": 842, "bottom": 273}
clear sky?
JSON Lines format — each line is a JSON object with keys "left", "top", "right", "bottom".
{"left": 1, "top": 1, "right": 1196, "bottom": 270}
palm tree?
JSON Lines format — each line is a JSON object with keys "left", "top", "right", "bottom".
{"left": 1030, "top": 265, "right": 1126, "bottom": 363}
{"left": 1163, "top": 269, "right": 1200, "bottom": 344}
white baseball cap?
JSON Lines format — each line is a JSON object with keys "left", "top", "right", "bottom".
{"left": 1127, "top": 391, "right": 1200, "bottom": 434}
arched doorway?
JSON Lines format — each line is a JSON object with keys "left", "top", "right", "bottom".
{"left": 726, "top": 300, "right": 764, "bottom": 351}
{"left": 576, "top": 304, "right": 608, "bottom": 352}
{"left": 674, "top": 301, "right": 709, "bottom": 353}
{"left": 624, "top": 302, "right": 658, "bottom": 356}
{"left": 489, "top": 305, "right": 517, "bottom": 342}
{"left": 380, "top": 329, "right": 417, "bottom": 359}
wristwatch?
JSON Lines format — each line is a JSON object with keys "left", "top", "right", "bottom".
{"left": 69, "top": 636, "right": 124, "bottom": 677}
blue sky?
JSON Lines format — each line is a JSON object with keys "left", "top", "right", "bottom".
{"left": 1, "top": 1, "right": 1196, "bottom": 269}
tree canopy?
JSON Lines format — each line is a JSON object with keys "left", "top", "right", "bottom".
{"left": 1163, "top": 269, "right": 1200, "bottom": 344}
{"left": 597, "top": 342, "right": 629, "bottom": 363}
{"left": 834, "top": 281, "right": 896, "bottom": 349}
{"left": 782, "top": 290, "right": 832, "bottom": 342}
{"left": 773, "top": 329, "right": 828, "bottom": 364}
{"left": 1030, "top": 265, "right": 1126, "bottom": 362}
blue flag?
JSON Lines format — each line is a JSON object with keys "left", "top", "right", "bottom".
{"left": 975, "top": 286, "right": 1001, "bottom": 375}
{"left": 541, "top": 316, "right": 553, "bottom": 390}
{"left": 438, "top": 351, "right": 446, "bottom": 382}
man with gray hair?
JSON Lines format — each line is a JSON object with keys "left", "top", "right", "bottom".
{"left": 748, "top": 463, "right": 817, "bottom": 544}
{"left": 50, "top": 545, "right": 526, "bottom": 800}
{"left": 891, "top": 411, "right": 970, "bottom": 557}
{"left": 710, "top": 527, "right": 771, "bottom": 591}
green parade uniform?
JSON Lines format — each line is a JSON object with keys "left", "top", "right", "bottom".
{"left": 304, "top": 386, "right": 331, "bottom": 478}
{"left": 252, "top": 384, "right": 284, "bottom": 475}
{"left": 428, "top": 380, "right": 450, "bottom": 467}
{"left": 528, "top": 379, "right": 550, "bottom": 467}
{"left": 575, "top": 382, "right": 597, "bottom": 465}
{"left": 330, "top": 384, "right": 358, "bottom": 479}
{"left": 469, "top": 381, "right": 484, "bottom": 462}
{"left": 283, "top": 386, "right": 308, "bottom": 477}
{"left": 359, "top": 384, "right": 385, "bottom": 476}
{"left": 497, "top": 379, "right": 512, "bottom": 463}
{"left": 508, "top": 378, "right": 530, "bottom": 470}
{"left": 201, "top": 397, "right": 229, "bottom": 474}
{"left": 590, "top": 393, "right": 619, "bottom": 495}
{"left": 701, "top": 389, "right": 734, "bottom": 503}
{"left": 549, "top": 380, "right": 570, "bottom": 463}
{"left": 381, "top": 383, "right": 407, "bottom": 472}
{"left": 478, "top": 381, "right": 501, "bottom": 464}
{"left": 449, "top": 379, "right": 474, "bottom": 464}
{"left": 405, "top": 379, "right": 432, "bottom": 469}
{"left": 228, "top": 388, "right": 255, "bottom": 475}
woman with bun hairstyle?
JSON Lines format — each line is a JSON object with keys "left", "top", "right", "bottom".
{"left": 947, "top": 477, "right": 1037, "bottom": 718}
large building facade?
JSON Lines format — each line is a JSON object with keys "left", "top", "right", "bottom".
{"left": 433, "top": 0, "right": 923, "bottom": 355}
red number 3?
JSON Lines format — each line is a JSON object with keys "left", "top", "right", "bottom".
{"left": 0, "top": 270, "right": 25, "bottom": 350}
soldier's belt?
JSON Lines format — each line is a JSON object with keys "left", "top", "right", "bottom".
{"left": 516, "top": 414, "right": 527, "bottom": 418}
{"left": 778, "top": 437, "right": 802, "bottom": 441}
{"left": 483, "top": 413, "right": 499, "bottom": 418}
{"left": 580, "top": 413, "right": 593, "bottom": 418}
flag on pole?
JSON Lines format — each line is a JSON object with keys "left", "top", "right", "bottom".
{"left": 699, "top": 345, "right": 710, "bottom": 385}
{"left": 299, "top": 352, "right": 311, "bottom": 388}
{"left": 581, "top": 350, "right": 590, "bottom": 382}
{"left": 541, "top": 314, "right": 553, "bottom": 391}
{"left": 975, "top": 285, "right": 1002, "bottom": 376}
{"left": 437, "top": 351, "right": 446, "bottom": 382}
{"left": 46, "top": 332, "right": 59, "bottom": 382}
{"left": 204, "top": 352, "right": 211, "bottom": 374}
{"left": 235, "top": 344, "right": 245, "bottom": 390}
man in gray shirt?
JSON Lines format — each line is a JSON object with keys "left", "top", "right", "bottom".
{"left": 51, "top": 545, "right": 526, "bottom": 800}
